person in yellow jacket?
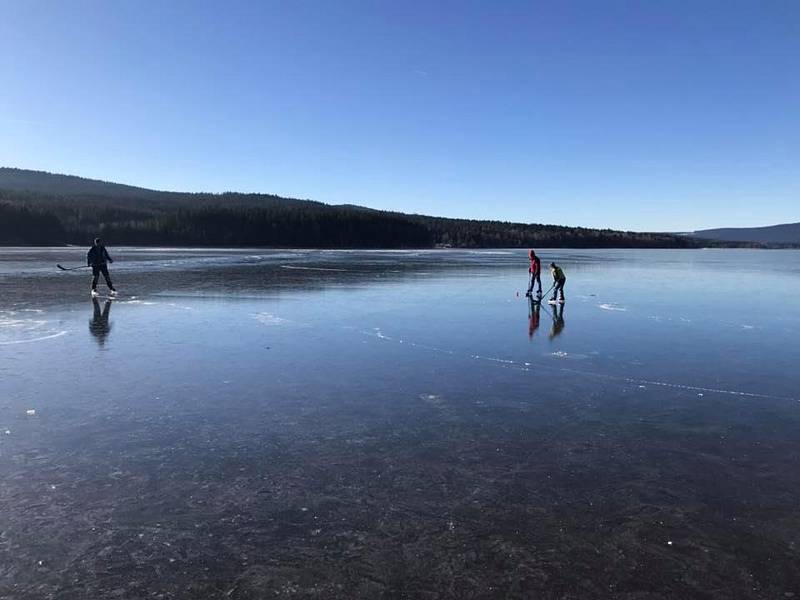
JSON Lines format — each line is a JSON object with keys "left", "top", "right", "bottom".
{"left": 549, "top": 262, "right": 566, "bottom": 303}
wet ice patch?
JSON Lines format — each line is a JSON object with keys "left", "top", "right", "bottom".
{"left": 253, "top": 312, "right": 290, "bottom": 326}
{"left": 420, "top": 393, "right": 449, "bottom": 412}
{"left": 420, "top": 393, "right": 445, "bottom": 407}
{"left": 372, "top": 327, "right": 391, "bottom": 340}
{"left": 599, "top": 303, "right": 627, "bottom": 312}
{"left": 649, "top": 315, "right": 689, "bottom": 323}
{"left": 163, "top": 303, "right": 196, "bottom": 311}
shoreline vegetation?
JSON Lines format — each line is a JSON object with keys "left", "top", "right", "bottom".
{"left": 0, "top": 168, "right": 794, "bottom": 248}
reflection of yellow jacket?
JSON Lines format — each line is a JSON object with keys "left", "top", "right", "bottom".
{"left": 551, "top": 265, "right": 565, "bottom": 281}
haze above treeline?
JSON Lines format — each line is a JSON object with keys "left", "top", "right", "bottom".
{"left": 0, "top": 168, "right": 795, "bottom": 248}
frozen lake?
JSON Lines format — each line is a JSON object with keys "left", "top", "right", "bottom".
{"left": 2, "top": 247, "right": 800, "bottom": 599}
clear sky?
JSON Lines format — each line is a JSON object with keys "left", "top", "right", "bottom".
{"left": 1, "top": 1, "right": 798, "bottom": 231}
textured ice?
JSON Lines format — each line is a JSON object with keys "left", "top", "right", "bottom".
{"left": 1, "top": 247, "right": 800, "bottom": 599}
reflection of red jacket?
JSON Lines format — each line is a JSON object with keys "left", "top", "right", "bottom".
{"left": 528, "top": 310, "right": 540, "bottom": 338}
{"left": 529, "top": 256, "right": 541, "bottom": 274}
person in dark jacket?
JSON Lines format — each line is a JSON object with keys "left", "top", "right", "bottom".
{"left": 549, "top": 262, "right": 566, "bottom": 303}
{"left": 87, "top": 238, "right": 116, "bottom": 296}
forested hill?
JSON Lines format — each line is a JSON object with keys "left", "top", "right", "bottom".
{"left": 0, "top": 167, "right": 164, "bottom": 200}
{"left": 0, "top": 167, "right": 741, "bottom": 248}
{"left": 0, "top": 167, "right": 324, "bottom": 209}
{"left": 690, "top": 222, "right": 800, "bottom": 245}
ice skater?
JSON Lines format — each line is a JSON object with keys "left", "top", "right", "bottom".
{"left": 526, "top": 249, "right": 542, "bottom": 297}
{"left": 549, "top": 262, "right": 566, "bottom": 304}
{"left": 87, "top": 237, "right": 116, "bottom": 297}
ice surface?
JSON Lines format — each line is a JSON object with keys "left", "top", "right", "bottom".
{"left": 1, "top": 247, "right": 800, "bottom": 598}
{"left": 598, "top": 302, "right": 627, "bottom": 311}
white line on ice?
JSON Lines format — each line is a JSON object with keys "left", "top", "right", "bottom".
{"left": 362, "top": 328, "right": 798, "bottom": 403}
{"left": 280, "top": 265, "right": 348, "bottom": 272}
{"left": 0, "top": 331, "right": 68, "bottom": 345}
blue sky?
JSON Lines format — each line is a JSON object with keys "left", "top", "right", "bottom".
{"left": 1, "top": 1, "right": 798, "bottom": 231}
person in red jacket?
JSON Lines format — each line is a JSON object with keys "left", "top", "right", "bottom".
{"left": 525, "top": 249, "right": 542, "bottom": 297}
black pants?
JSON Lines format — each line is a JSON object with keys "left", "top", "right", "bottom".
{"left": 91, "top": 265, "right": 114, "bottom": 290}
{"left": 552, "top": 276, "right": 566, "bottom": 300}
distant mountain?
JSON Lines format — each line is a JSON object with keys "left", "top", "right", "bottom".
{"left": 690, "top": 223, "right": 800, "bottom": 245}
{"left": 0, "top": 167, "right": 756, "bottom": 248}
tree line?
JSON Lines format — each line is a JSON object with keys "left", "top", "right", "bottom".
{"left": 0, "top": 187, "right": 760, "bottom": 248}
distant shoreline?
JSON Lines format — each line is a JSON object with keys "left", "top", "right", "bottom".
{"left": 2, "top": 243, "right": 797, "bottom": 250}
{"left": 2, "top": 168, "right": 798, "bottom": 249}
